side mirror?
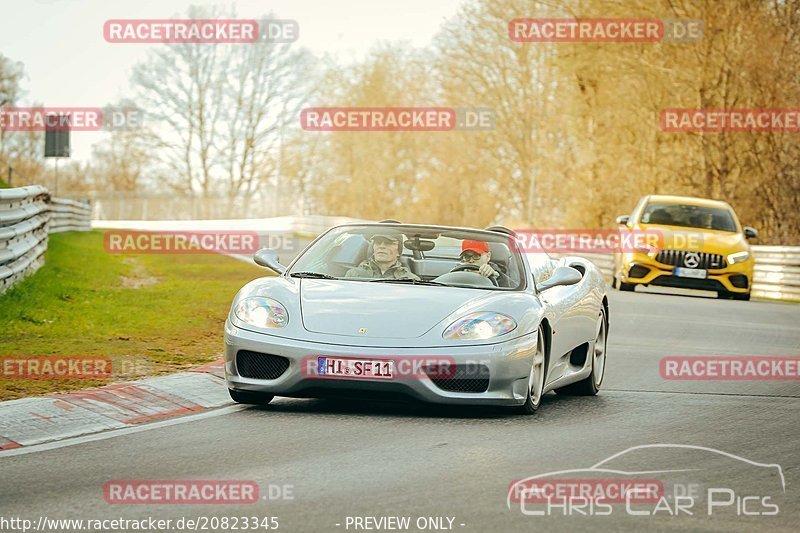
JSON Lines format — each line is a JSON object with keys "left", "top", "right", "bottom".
{"left": 744, "top": 226, "right": 758, "bottom": 239}
{"left": 538, "top": 266, "right": 583, "bottom": 292}
{"left": 615, "top": 215, "right": 630, "bottom": 226}
{"left": 254, "top": 248, "right": 286, "bottom": 274}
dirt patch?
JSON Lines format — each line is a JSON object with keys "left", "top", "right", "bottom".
{"left": 119, "top": 258, "right": 160, "bottom": 289}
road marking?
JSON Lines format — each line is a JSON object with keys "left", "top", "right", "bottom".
{"left": 604, "top": 388, "right": 800, "bottom": 399}
{"left": 3, "top": 389, "right": 798, "bottom": 458}
{"left": 0, "top": 404, "right": 244, "bottom": 458}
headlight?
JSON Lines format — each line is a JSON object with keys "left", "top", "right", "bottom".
{"left": 234, "top": 297, "right": 288, "bottom": 328}
{"left": 443, "top": 312, "right": 516, "bottom": 340}
{"left": 727, "top": 251, "right": 750, "bottom": 265}
{"left": 633, "top": 242, "right": 658, "bottom": 256}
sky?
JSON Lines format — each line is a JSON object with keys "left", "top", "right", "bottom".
{"left": 0, "top": 0, "right": 467, "bottom": 160}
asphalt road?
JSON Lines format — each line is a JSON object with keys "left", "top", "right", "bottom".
{"left": 1, "top": 291, "right": 799, "bottom": 533}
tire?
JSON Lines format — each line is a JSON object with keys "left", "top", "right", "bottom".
{"left": 732, "top": 292, "right": 751, "bottom": 301}
{"left": 229, "top": 388, "right": 274, "bottom": 405}
{"left": 514, "top": 328, "right": 547, "bottom": 415}
{"left": 554, "top": 309, "right": 607, "bottom": 396}
{"left": 717, "top": 291, "right": 733, "bottom": 300}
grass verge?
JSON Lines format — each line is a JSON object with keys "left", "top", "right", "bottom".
{"left": 0, "top": 230, "right": 265, "bottom": 401}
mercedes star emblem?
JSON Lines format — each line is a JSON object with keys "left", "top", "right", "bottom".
{"left": 684, "top": 252, "right": 701, "bottom": 268}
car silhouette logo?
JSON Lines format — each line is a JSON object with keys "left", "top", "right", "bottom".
{"left": 684, "top": 252, "right": 700, "bottom": 268}
{"left": 507, "top": 443, "right": 786, "bottom": 511}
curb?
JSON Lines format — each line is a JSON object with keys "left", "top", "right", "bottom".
{"left": 0, "top": 360, "right": 229, "bottom": 450}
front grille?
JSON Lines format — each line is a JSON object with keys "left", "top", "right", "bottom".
{"left": 236, "top": 350, "right": 290, "bottom": 379}
{"left": 655, "top": 249, "right": 725, "bottom": 269}
{"left": 426, "top": 364, "right": 490, "bottom": 393}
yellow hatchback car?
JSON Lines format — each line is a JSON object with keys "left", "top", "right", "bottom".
{"left": 614, "top": 195, "right": 758, "bottom": 300}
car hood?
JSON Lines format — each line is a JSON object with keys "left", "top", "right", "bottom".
{"left": 230, "top": 276, "right": 543, "bottom": 347}
{"left": 637, "top": 224, "right": 748, "bottom": 253}
{"left": 299, "top": 279, "right": 488, "bottom": 339}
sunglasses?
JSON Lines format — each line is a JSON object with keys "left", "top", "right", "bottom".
{"left": 372, "top": 237, "right": 398, "bottom": 246}
{"left": 460, "top": 251, "right": 483, "bottom": 262}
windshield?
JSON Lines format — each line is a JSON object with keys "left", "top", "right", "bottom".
{"left": 639, "top": 202, "right": 738, "bottom": 232}
{"left": 288, "top": 225, "right": 525, "bottom": 290}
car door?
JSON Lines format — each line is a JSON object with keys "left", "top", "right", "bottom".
{"left": 535, "top": 257, "right": 597, "bottom": 380}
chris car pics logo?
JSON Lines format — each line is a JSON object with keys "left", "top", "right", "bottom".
{"left": 508, "top": 444, "right": 784, "bottom": 517}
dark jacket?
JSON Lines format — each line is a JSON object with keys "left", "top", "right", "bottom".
{"left": 345, "top": 259, "right": 420, "bottom": 280}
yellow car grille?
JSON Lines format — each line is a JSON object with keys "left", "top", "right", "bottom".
{"left": 654, "top": 249, "right": 726, "bottom": 269}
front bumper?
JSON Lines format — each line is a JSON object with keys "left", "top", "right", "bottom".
{"left": 618, "top": 252, "right": 753, "bottom": 294}
{"left": 224, "top": 320, "right": 537, "bottom": 406}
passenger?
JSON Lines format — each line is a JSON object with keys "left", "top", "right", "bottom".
{"left": 345, "top": 231, "right": 420, "bottom": 280}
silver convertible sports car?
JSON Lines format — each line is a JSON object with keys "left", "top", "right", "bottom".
{"left": 224, "top": 223, "right": 609, "bottom": 414}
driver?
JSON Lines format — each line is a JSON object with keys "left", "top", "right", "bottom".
{"left": 453, "top": 240, "right": 510, "bottom": 286}
{"left": 345, "top": 231, "right": 420, "bottom": 280}
{"left": 698, "top": 212, "right": 714, "bottom": 229}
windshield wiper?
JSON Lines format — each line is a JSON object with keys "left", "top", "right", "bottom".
{"left": 290, "top": 272, "right": 338, "bottom": 280}
{"left": 368, "top": 278, "right": 448, "bottom": 286}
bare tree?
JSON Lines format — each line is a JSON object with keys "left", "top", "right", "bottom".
{"left": 130, "top": 6, "right": 315, "bottom": 218}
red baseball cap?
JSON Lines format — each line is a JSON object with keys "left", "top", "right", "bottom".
{"left": 462, "top": 240, "right": 490, "bottom": 255}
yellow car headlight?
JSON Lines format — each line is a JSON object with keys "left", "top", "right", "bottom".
{"left": 632, "top": 241, "right": 659, "bottom": 256}
{"left": 727, "top": 251, "right": 750, "bottom": 265}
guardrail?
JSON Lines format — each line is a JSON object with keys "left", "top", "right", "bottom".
{"left": 0, "top": 186, "right": 91, "bottom": 294}
{"left": 751, "top": 247, "right": 800, "bottom": 301}
{"left": 553, "top": 248, "right": 800, "bottom": 302}
{"left": 49, "top": 198, "right": 92, "bottom": 233}
{"left": 0, "top": 186, "right": 50, "bottom": 294}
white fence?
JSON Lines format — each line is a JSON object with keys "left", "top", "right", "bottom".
{"left": 0, "top": 186, "right": 91, "bottom": 294}
{"left": 556, "top": 248, "right": 800, "bottom": 302}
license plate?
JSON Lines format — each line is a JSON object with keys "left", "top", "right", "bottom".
{"left": 674, "top": 267, "right": 707, "bottom": 279}
{"left": 317, "top": 357, "right": 394, "bottom": 379}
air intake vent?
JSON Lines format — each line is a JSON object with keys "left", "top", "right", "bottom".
{"left": 236, "top": 351, "right": 290, "bottom": 379}
{"left": 425, "top": 364, "right": 490, "bottom": 393}
{"left": 729, "top": 274, "right": 749, "bottom": 289}
{"left": 628, "top": 265, "right": 649, "bottom": 279}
